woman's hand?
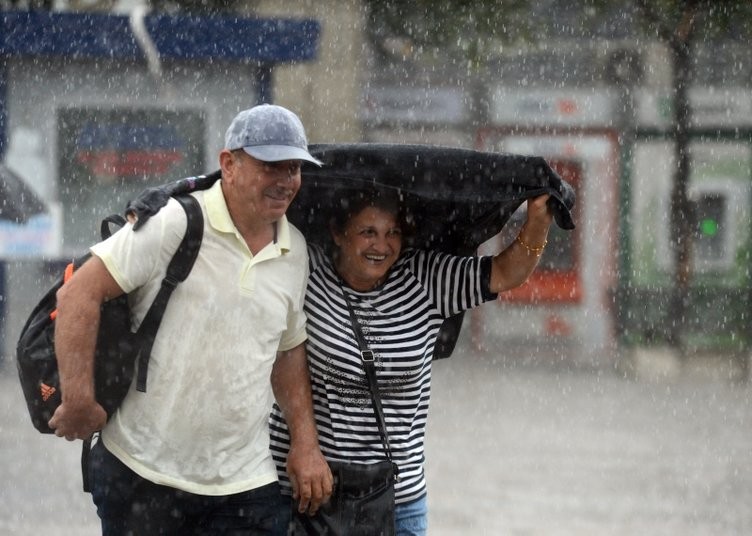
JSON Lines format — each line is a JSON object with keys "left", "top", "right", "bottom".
{"left": 489, "top": 194, "right": 554, "bottom": 293}
{"left": 525, "top": 194, "right": 555, "bottom": 229}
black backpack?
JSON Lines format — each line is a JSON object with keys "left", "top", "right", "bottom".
{"left": 16, "top": 194, "right": 203, "bottom": 434}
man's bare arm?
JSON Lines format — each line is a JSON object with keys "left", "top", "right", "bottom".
{"left": 272, "top": 343, "right": 333, "bottom": 514}
{"left": 48, "top": 256, "right": 124, "bottom": 440}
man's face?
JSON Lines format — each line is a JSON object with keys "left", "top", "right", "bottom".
{"left": 222, "top": 149, "right": 302, "bottom": 225}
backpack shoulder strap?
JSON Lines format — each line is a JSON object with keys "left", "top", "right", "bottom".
{"left": 100, "top": 214, "right": 127, "bottom": 240}
{"left": 164, "top": 195, "right": 204, "bottom": 284}
{"left": 135, "top": 194, "right": 204, "bottom": 392}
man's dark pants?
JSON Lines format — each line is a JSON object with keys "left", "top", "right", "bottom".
{"left": 89, "top": 440, "right": 289, "bottom": 535}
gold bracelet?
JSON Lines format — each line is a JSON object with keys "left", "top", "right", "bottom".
{"left": 516, "top": 234, "right": 547, "bottom": 256}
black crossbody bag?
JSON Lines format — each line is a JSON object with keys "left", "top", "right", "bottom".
{"left": 290, "top": 289, "right": 399, "bottom": 536}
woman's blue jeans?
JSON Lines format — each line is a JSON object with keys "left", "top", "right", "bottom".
{"left": 394, "top": 494, "right": 428, "bottom": 536}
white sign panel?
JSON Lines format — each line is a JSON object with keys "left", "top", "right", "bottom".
{"left": 361, "top": 86, "right": 468, "bottom": 124}
{"left": 489, "top": 88, "right": 615, "bottom": 127}
{"left": 635, "top": 88, "right": 752, "bottom": 128}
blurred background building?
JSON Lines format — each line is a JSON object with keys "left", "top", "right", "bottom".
{"left": 1, "top": 0, "right": 750, "bottom": 376}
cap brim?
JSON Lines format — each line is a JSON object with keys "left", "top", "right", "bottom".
{"left": 243, "top": 146, "right": 323, "bottom": 166}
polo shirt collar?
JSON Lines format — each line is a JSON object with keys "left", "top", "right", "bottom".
{"left": 205, "top": 180, "right": 292, "bottom": 253}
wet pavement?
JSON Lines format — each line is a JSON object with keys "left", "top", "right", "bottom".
{"left": 1, "top": 339, "right": 750, "bottom": 535}
{"left": 425, "top": 343, "right": 751, "bottom": 535}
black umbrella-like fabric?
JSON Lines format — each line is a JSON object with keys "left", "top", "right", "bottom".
{"left": 0, "top": 164, "right": 47, "bottom": 223}
{"left": 293, "top": 143, "right": 575, "bottom": 255}
{"left": 129, "top": 143, "right": 576, "bottom": 358}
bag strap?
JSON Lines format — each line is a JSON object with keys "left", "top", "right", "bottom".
{"left": 134, "top": 194, "right": 204, "bottom": 392}
{"left": 340, "top": 288, "right": 400, "bottom": 481}
{"left": 100, "top": 214, "right": 126, "bottom": 240}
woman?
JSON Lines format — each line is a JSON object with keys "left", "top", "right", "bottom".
{"left": 269, "top": 187, "right": 553, "bottom": 535}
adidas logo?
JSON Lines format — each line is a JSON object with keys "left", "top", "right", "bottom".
{"left": 40, "top": 383, "right": 56, "bottom": 402}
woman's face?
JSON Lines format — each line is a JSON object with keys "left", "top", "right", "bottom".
{"left": 333, "top": 206, "right": 403, "bottom": 291}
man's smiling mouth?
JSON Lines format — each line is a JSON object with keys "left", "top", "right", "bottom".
{"left": 266, "top": 189, "right": 291, "bottom": 201}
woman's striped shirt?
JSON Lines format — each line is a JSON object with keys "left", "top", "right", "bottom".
{"left": 269, "top": 244, "right": 497, "bottom": 504}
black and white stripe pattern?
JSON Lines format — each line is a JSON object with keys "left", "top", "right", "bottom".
{"left": 269, "top": 245, "right": 496, "bottom": 504}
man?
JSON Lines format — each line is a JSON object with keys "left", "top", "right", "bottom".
{"left": 49, "top": 104, "right": 333, "bottom": 535}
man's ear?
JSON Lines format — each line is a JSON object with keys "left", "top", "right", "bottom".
{"left": 219, "top": 150, "right": 235, "bottom": 182}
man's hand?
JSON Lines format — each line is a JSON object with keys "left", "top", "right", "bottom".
{"left": 125, "top": 171, "right": 221, "bottom": 230}
{"left": 287, "top": 443, "right": 333, "bottom": 515}
{"left": 126, "top": 186, "right": 170, "bottom": 230}
{"left": 48, "top": 399, "right": 107, "bottom": 441}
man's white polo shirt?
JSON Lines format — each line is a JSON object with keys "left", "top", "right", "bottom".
{"left": 90, "top": 180, "right": 308, "bottom": 495}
